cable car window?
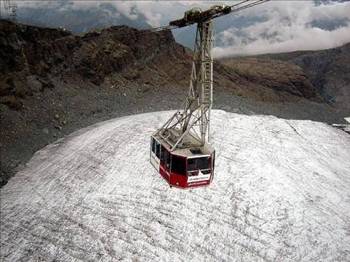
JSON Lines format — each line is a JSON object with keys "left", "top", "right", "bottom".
{"left": 187, "top": 158, "right": 197, "bottom": 171}
{"left": 171, "top": 155, "right": 186, "bottom": 175}
{"left": 160, "top": 146, "right": 170, "bottom": 169}
{"left": 151, "top": 138, "right": 156, "bottom": 153}
{"left": 198, "top": 157, "right": 210, "bottom": 170}
{"left": 155, "top": 141, "right": 161, "bottom": 158}
{"left": 187, "top": 157, "right": 210, "bottom": 171}
{"left": 160, "top": 146, "right": 169, "bottom": 164}
{"left": 160, "top": 146, "right": 165, "bottom": 162}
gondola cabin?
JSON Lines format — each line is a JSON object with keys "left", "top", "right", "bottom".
{"left": 150, "top": 134, "right": 215, "bottom": 188}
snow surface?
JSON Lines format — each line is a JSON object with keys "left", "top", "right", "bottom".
{"left": 1, "top": 110, "right": 350, "bottom": 262}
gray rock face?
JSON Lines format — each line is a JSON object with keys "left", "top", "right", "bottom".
{"left": 292, "top": 44, "right": 350, "bottom": 111}
{"left": 244, "top": 43, "right": 350, "bottom": 111}
{"left": 26, "top": 75, "right": 43, "bottom": 93}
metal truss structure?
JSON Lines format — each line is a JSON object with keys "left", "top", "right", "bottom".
{"left": 154, "top": 21, "right": 213, "bottom": 151}
{"left": 152, "top": 1, "right": 270, "bottom": 153}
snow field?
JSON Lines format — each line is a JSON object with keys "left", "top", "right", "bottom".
{"left": 1, "top": 110, "right": 350, "bottom": 261}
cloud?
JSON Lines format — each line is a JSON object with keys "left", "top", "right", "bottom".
{"left": 15, "top": 0, "right": 350, "bottom": 56}
{"left": 214, "top": 24, "right": 350, "bottom": 57}
{"left": 16, "top": 1, "right": 231, "bottom": 27}
{"left": 213, "top": 1, "right": 350, "bottom": 57}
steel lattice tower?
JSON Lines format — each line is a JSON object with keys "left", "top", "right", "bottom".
{"left": 154, "top": 21, "right": 214, "bottom": 151}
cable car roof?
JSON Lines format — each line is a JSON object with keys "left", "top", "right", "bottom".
{"left": 152, "top": 132, "right": 214, "bottom": 158}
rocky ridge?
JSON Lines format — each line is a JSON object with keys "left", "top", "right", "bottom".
{"left": 223, "top": 43, "right": 350, "bottom": 111}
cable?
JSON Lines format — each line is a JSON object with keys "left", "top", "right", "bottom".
{"left": 212, "top": 0, "right": 271, "bottom": 20}
{"left": 230, "top": 0, "right": 253, "bottom": 9}
{"left": 230, "top": 0, "right": 270, "bottom": 13}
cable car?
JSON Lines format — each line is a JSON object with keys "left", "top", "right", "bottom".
{"left": 150, "top": 135, "right": 215, "bottom": 188}
{"left": 150, "top": 6, "right": 216, "bottom": 189}
{"left": 150, "top": 1, "right": 270, "bottom": 188}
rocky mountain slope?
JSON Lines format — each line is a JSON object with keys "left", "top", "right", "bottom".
{"left": 222, "top": 43, "right": 350, "bottom": 111}
{"left": 275, "top": 44, "right": 350, "bottom": 112}
{"left": 220, "top": 58, "right": 320, "bottom": 103}
{"left": 0, "top": 19, "right": 326, "bottom": 109}
{"left": 0, "top": 19, "right": 348, "bottom": 186}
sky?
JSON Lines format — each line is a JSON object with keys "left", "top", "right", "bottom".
{"left": 10, "top": 0, "right": 350, "bottom": 57}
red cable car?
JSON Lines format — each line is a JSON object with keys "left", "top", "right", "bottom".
{"left": 150, "top": 135, "right": 215, "bottom": 188}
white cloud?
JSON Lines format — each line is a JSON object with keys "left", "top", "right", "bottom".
{"left": 213, "top": 1, "right": 350, "bottom": 57}
{"left": 15, "top": 0, "right": 350, "bottom": 56}
{"left": 214, "top": 24, "right": 350, "bottom": 57}
{"left": 16, "top": 1, "right": 231, "bottom": 27}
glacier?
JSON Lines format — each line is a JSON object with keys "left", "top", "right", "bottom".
{"left": 1, "top": 110, "right": 350, "bottom": 261}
